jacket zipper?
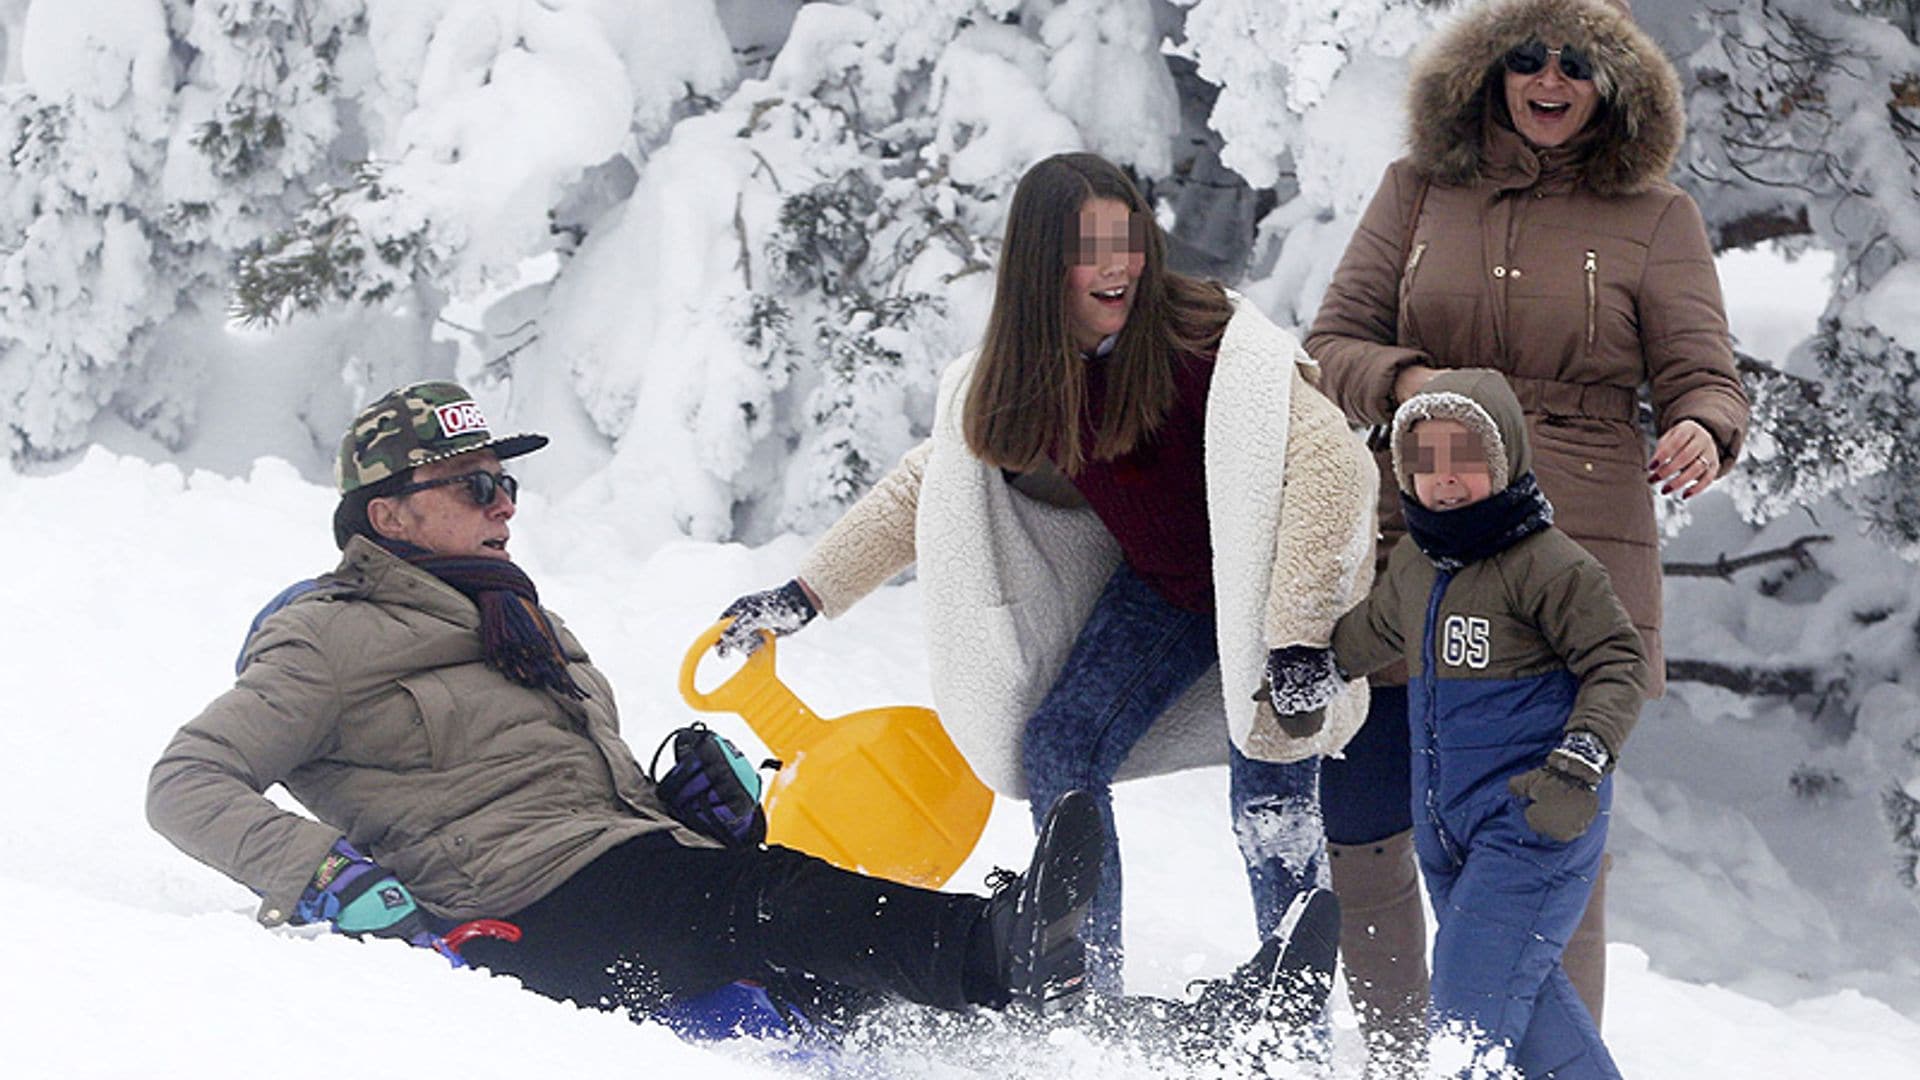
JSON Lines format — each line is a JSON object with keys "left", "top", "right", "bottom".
{"left": 1583, "top": 249, "right": 1598, "bottom": 347}
{"left": 1398, "top": 240, "right": 1431, "bottom": 349}
{"left": 1419, "top": 569, "right": 1463, "bottom": 868}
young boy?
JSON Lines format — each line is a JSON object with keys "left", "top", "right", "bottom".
{"left": 1283, "top": 369, "right": 1648, "bottom": 1080}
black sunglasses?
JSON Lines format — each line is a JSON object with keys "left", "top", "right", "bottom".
{"left": 1503, "top": 41, "right": 1595, "bottom": 82}
{"left": 390, "top": 469, "right": 519, "bottom": 507}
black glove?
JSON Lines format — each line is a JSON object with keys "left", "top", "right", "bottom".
{"left": 715, "top": 579, "right": 818, "bottom": 657}
{"left": 648, "top": 723, "right": 770, "bottom": 847}
{"left": 1252, "top": 645, "right": 1343, "bottom": 737}
{"left": 1507, "top": 730, "right": 1612, "bottom": 842}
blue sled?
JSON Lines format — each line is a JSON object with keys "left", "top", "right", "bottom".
{"left": 656, "top": 981, "right": 800, "bottom": 1042}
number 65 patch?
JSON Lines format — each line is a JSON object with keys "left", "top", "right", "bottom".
{"left": 1441, "top": 615, "right": 1491, "bottom": 669}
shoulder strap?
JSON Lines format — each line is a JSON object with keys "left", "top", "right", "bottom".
{"left": 234, "top": 579, "right": 323, "bottom": 675}
{"left": 1365, "top": 174, "right": 1436, "bottom": 455}
{"left": 233, "top": 575, "right": 365, "bottom": 674}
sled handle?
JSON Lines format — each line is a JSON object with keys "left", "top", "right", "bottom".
{"left": 442, "top": 918, "right": 522, "bottom": 955}
{"left": 679, "top": 619, "right": 824, "bottom": 756}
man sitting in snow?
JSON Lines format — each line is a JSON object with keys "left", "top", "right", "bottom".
{"left": 144, "top": 380, "right": 1335, "bottom": 1039}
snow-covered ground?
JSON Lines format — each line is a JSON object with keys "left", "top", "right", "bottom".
{"left": 4, "top": 251, "right": 1919, "bottom": 1078}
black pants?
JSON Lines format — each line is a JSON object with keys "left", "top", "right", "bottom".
{"left": 461, "top": 835, "right": 996, "bottom": 1016}
{"left": 1319, "top": 684, "right": 1414, "bottom": 846}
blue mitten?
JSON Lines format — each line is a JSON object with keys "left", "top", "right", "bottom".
{"left": 296, "top": 839, "right": 460, "bottom": 965}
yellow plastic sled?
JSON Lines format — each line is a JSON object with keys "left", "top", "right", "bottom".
{"left": 678, "top": 620, "right": 993, "bottom": 888}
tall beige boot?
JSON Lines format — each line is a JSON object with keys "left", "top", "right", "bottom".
{"left": 1563, "top": 850, "right": 1611, "bottom": 1026}
{"left": 1329, "top": 830, "right": 1429, "bottom": 1076}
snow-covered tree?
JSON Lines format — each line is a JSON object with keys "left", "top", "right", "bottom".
{"left": 0, "top": 0, "right": 367, "bottom": 460}
{"left": 532, "top": 0, "right": 1186, "bottom": 540}
{"left": 1652, "top": 0, "right": 1920, "bottom": 905}
{"left": 1679, "top": 1, "right": 1920, "bottom": 560}
{"left": 1166, "top": 0, "right": 1446, "bottom": 323}
{"left": 0, "top": 0, "right": 738, "bottom": 468}
{"left": 1, "top": 0, "right": 1205, "bottom": 539}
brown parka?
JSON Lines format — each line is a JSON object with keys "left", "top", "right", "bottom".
{"left": 1305, "top": 0, "right": 1749, "bottom": 693}
{"left": 146, "top": 537, "right": 710, "bottom": 928}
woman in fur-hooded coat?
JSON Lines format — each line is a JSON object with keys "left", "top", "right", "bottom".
{"left": 1303, "top": 0, "right": 1749, "bottom": 1060}
{"left": 718, "top": 152, "right": 1378, "bottom": 997}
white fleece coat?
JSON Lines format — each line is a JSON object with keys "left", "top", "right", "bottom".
{"left": 800, "top": 298, "right": 1378, "bottom": 797}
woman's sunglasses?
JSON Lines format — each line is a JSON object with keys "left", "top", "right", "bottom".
{"left": 390, "top": 469, "right": 519, "bottom": 506}
{"left": 1503, "top": 41, "right": 1595, "bottom": 82}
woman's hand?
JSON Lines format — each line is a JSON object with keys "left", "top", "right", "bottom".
{"left": 1648, "top": 419, "right": 1720, "bottom": 498}
{"left": 1393, "top": 363, "right": 1439, "bottom": 406}
{"left": 714, "top": 579, "right": 819, "bottom": 657}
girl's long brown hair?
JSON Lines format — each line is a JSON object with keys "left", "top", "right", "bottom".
{"left": 962, "top": 152, "right": 1233, "bottom": 475}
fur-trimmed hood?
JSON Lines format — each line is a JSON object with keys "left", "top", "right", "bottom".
{"left": 1406, "top": 0, "right": 1684, "bottom": 196}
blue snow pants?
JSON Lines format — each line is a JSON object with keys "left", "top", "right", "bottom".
{"left": 1412, "top": 661, "right": 1621, "bottom": 1080}
{"left": 1022, "top": 562, "right": 1324, "bottom": 994}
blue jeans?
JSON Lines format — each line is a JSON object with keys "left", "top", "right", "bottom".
{"left": 1022, "top": 563, "right": 1324, "bottom": 993}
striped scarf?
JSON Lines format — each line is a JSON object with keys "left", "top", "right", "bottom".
{"left": 379, "top": 540, "right": 587, "bottom": 700}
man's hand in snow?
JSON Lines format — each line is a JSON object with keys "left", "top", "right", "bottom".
{"left": 297, "top": 838, "right": 461, "bottom": 964}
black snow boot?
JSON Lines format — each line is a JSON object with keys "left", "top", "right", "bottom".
{"left": 1181, "top": 886, "right": 1343, "bottom": 1045}
{"left": 1057, "top": 886, "right": 1343, "bottom": 1061}
{"left": 984, "top": 789, "right": 1105, "bottom": 1014}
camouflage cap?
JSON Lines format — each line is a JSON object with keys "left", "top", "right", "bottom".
{"left": 335, "top": 381, "right": 548, "bottom": 495}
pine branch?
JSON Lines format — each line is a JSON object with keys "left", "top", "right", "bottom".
{"left": 1665, "top": 659, "right": 1820, "bottom": 697}
{"left": 733, "top": 191, "right": 753, "bottom": 292}
{"left": 1663, "top": 535, "right": 1833, "bottom": 579}
{"left": 229, "top": 164, "right": 431, "bottom": 325}
{"left": 1712, "top": 204, "right": 1812, "bottom": 251}
{"left": 483, "top": 334, "right": 540, "bottom": 381}
{"left": 1886, "top": 784, "right": 1920, "bottom": 890}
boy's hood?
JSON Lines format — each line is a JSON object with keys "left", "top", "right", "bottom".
{"left": 1390, "top": 369, "right": 1533, "bottom": 496}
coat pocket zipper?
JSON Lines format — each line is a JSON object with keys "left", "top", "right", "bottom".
{"left": 1583, "top": 249, "right": 1598, "bottom": 347}
{"left": 1398, "top": 240, "right": 1430, "bottom": 347}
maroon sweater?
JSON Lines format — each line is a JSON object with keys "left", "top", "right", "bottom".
{"left": 1060, "top": 351, "right": 1217, "bottom": 613}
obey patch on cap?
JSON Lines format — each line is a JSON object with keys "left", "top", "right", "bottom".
{"left": 433, "top": 399, "right": 490, "bottom": 438}
{"left": 336, "top": 381, "right": 548, "bottom": 495}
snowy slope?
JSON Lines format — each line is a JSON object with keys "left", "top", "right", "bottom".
{"left": 3, "top": 435, "right": 1918, "bottom": 1078}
